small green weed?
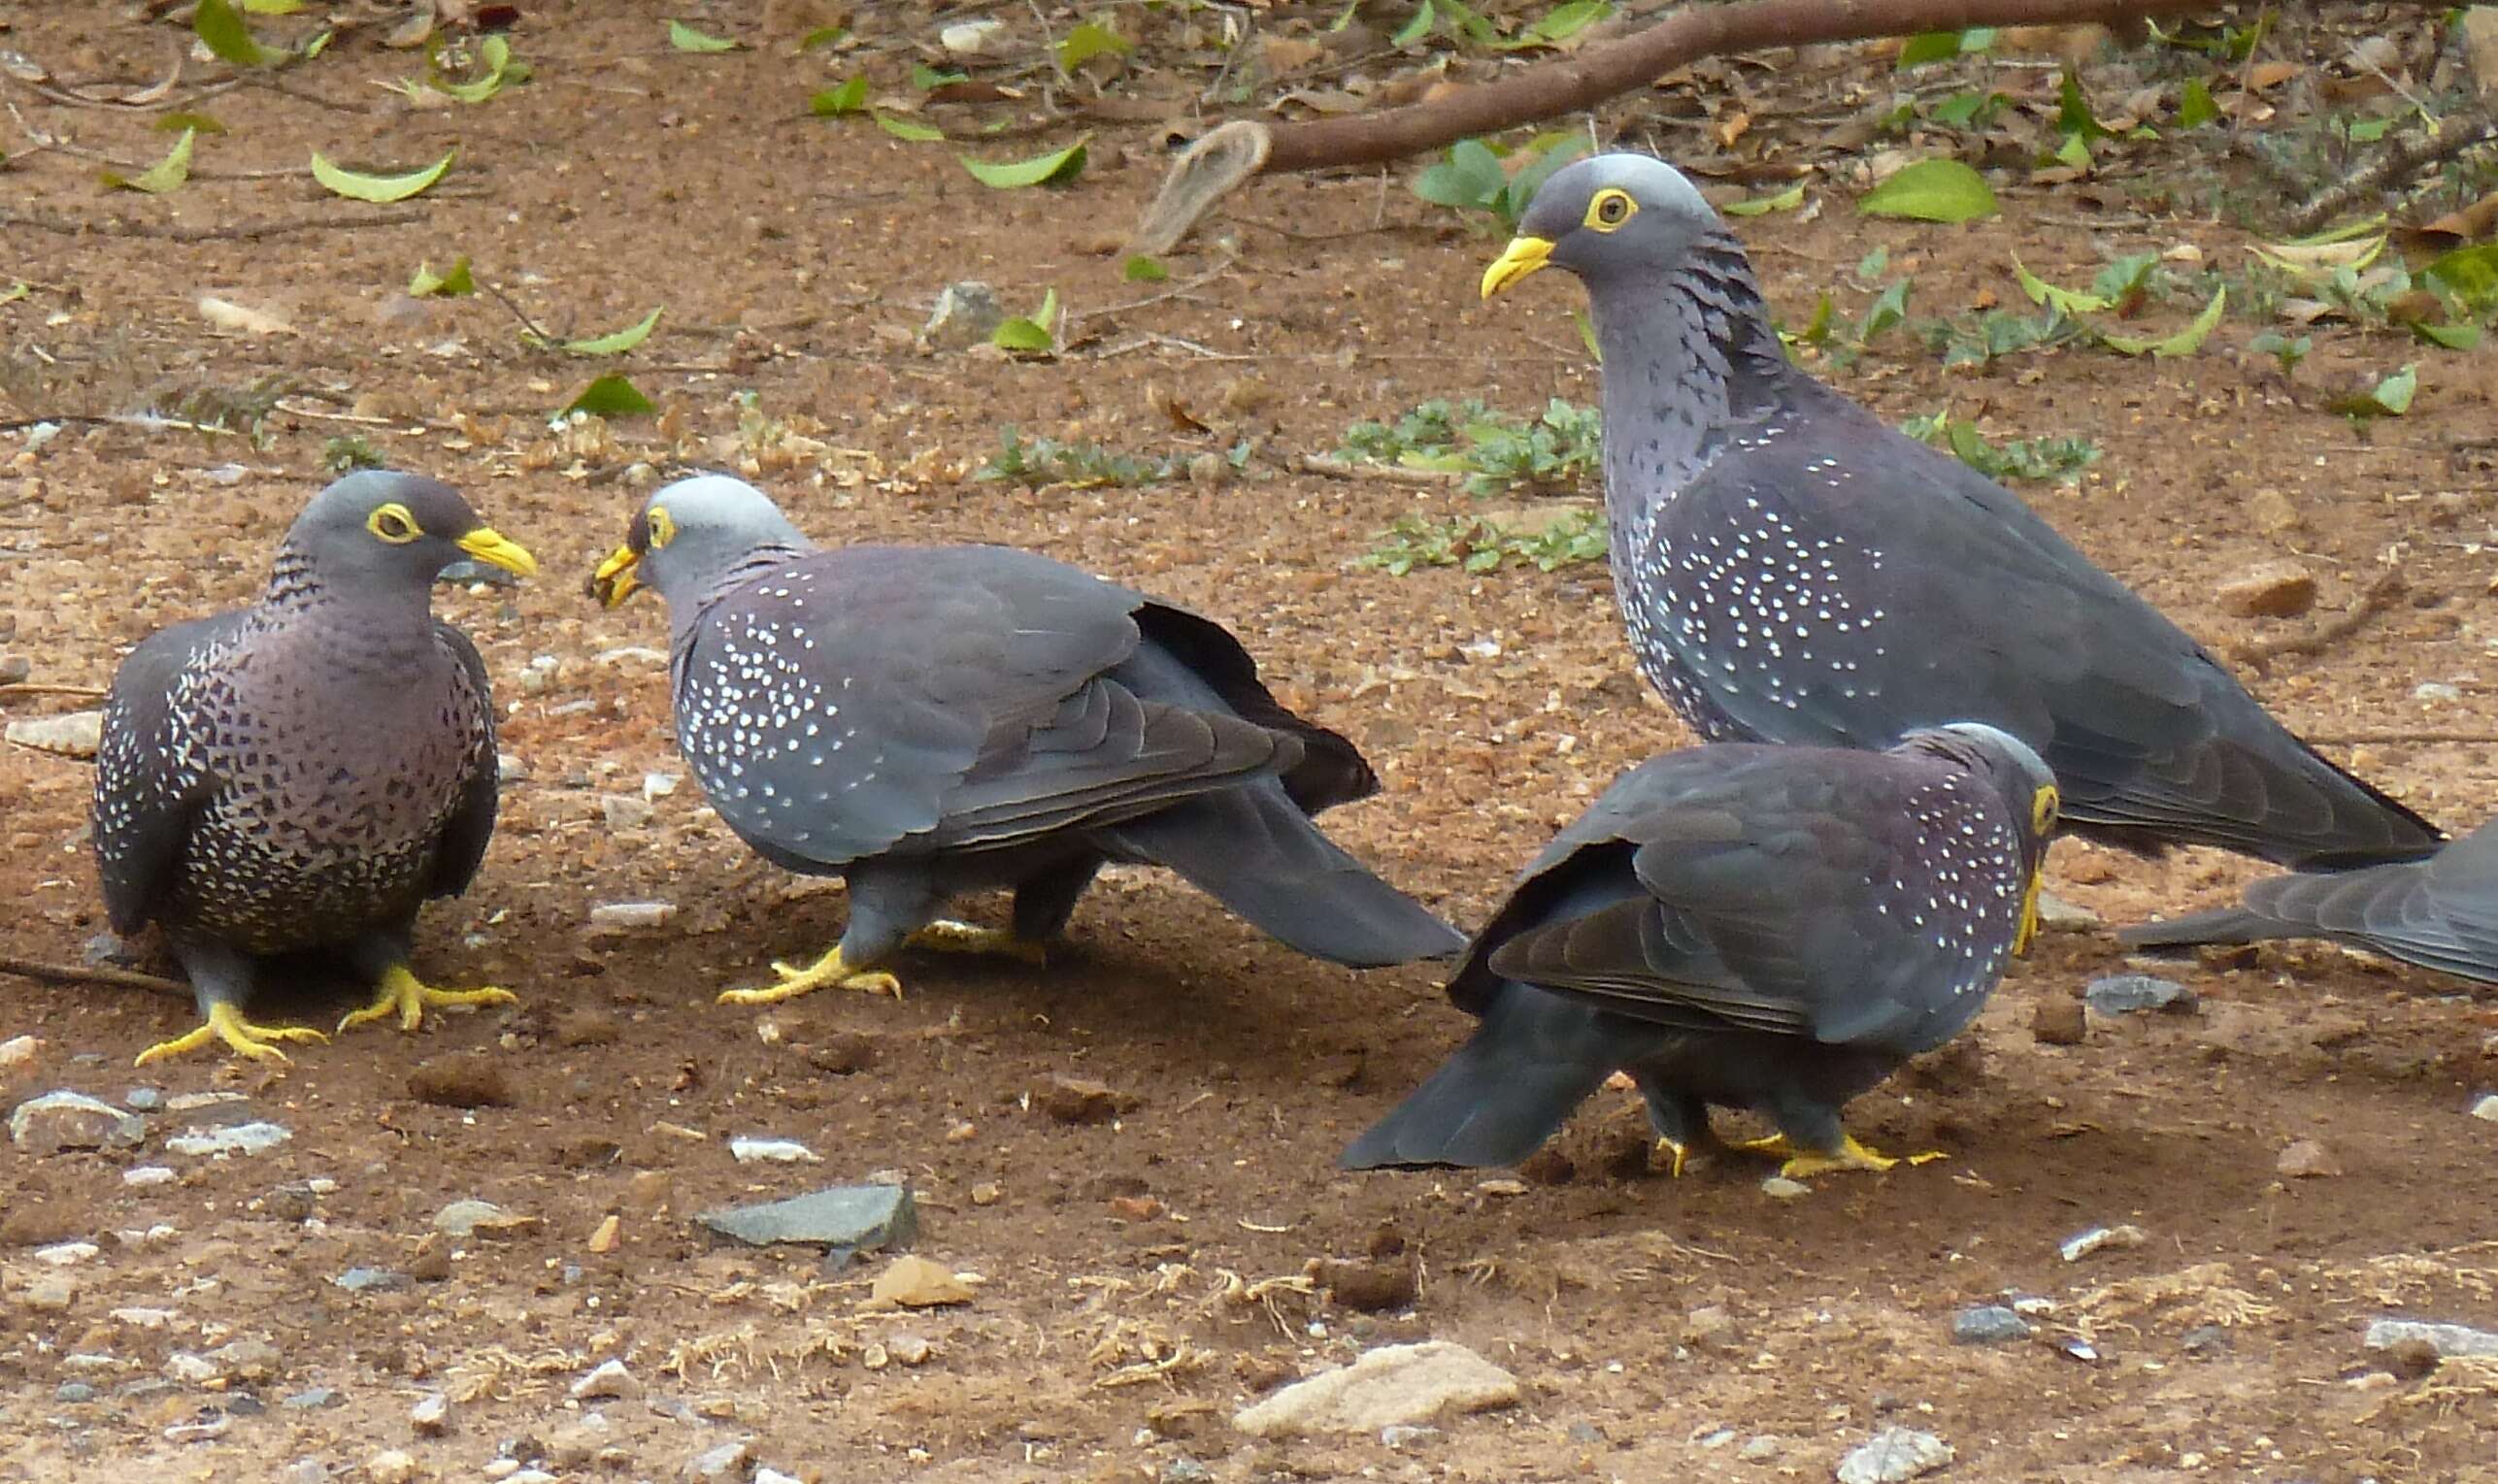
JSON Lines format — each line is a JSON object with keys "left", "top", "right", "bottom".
{"left": 1338, "top": 397, "right": 1601, "bottom": 497}
{"left": 1359, "top": 511, "right": 1609, "bottom": 576}
{"left": 322, "top": 434, "right": 385, "bottom": 473}
{"left": 977, "top": 427, "right": 1182, "bottom": 488}
{"left": 1901, "top": 412, "right": 2100, "bottom": 484}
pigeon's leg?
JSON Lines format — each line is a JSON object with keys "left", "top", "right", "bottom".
{"left": 719, "top": 864, "right": 923, "bottom": 1006}
{"left": 1634, "top": 1078, "right": 1715, "bottom": 1179}
{"left": 904, "top": 853, "right": 1106, "bottom": 968}
{"left": 1742, "top": 1099, "right": 1945, "bottom": 1179}
{"left": 136, "top": 940, "right": 328, "bottom": 1066}
{"left": 336, "top": 929, "right": 517, "bottom": 1035}
{"left": 907, "top": 920, "right": 1050, "bottom": 967}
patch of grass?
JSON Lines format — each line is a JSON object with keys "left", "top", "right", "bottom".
{"left": 322, "top": 434, "right": 385, "bottom": 473}
{"left": 1916, "top": 307, "right": 2078, "bottom": 369}
{"left": 1901, "top": 412, "right": 2101, "bottom": 484}
{"left": 1338, "top": 397, "right": 1601, "bottom": 497}
{"left": 1359, "top": 511, "right": 1609, "bottom": 577}
{"left": 977, "top": 427, "right": 1179, "bottom": 488}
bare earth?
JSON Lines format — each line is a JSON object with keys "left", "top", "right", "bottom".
{"left": 4, "top": 4, "right": 2497, "bottom": 1481}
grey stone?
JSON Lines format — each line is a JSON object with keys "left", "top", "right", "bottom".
{"left": 53, "top": 1383, "right": 95, "bottom": 1403}
{"left": 587, "top": 901, "right": 676, "bottom": 933}
{"left": 2060, "top": 1223, "right": 2148, "bottom": 1262}
{"left": 332, "top": 1268, "right": 406, "bottom": 1294}
{"left": 2470, "top": 1093, "right": 2498, "bottom": 1123}
{"left": 570, "top": 1358, "right": 638, "bottom": 1401}
{"left": 599, "top": 795, "right": 654, "bottom": 832}
{"left": 1565, "top": 1420, "right": 1605, "bottom": 1444}
{"left": 1381, "top": 1424, "right": 1441, "bottom": 1450}
{"left": 409, "top": 1393, "right": 449, "bottom": 1434}
{"left": 2364, "top": 1318, "right": 2498, "bottom": 1359}
{"left": 11, "top": 1090, "right": 145, "bottom": 1153}
{"left": 684, "top": 1441, "right": 749, "bottom": 1481}
{"left": 921, "top": 281, "right": 1006, "bottom": 349}
{"left": 1232, "top": 1340, "right": 1520, "bottom": 1438}
{"left": 2181, "top": 1325, "right": 2228, "bottom": 1355}
{"left": 1951, "top": 1305, "right": 2030, "bottom": 1344}
{"left": 698, "top": 1183, "right": 917, "bottom": 1252}
{"left": 1740, "top": 1436, "right": 1782, "bottom": 1462}
{"left": 166, "top": 1121, "right": 291, "bottom": 1157}
{"left": 123, "top": 1087, "right": 163, "bottom": 1112}
{"left": 5, "top": 710, "right": 102, "bottom": 759}
{"left": 433, "top": 1199, "right": 524, "bottom": 1238}
{"left": 283, "top": 1388, "right": 341, "bottom": 1410}
{"left": 1836, "top": 1428, "right": 1954, "bottom": 1484}
{"left": 1160, "top": 1463, "right": 1213, "bottom": 1484}
{"left": 2083, "top": 974, "right": 2197, "bottom": 1015}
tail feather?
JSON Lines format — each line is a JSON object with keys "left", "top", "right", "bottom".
{"left": 1341, "top": 982, "right": 1620, "bottom": 1170}
{"left": 1102, "top": 781, "right": 1464, "bottom": 968}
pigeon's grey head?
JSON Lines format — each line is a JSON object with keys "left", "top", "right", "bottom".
{"left": 1482, "top": 153, "right": 1723, "bottom": 301}
{"left": 593, "top": 474, "right": 810, "bottom": 609}
{"left": 283, "top": 470, "right": 536, "bottom": 591}
{"left": 1903, "top": 721, "right": 2060, "bottom": 850}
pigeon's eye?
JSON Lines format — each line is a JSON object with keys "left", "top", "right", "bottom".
{"left": 1585, "top": 188, "right": 1637, "bottom": 231}
{"left": 645, "top": 507, "right": 677, "bottom": 551}
{"left": 2030, "top": 783, "right": 2059, "bottom": 834}
{"left": 367, "top": 503, "right": 420, "bottom": 544}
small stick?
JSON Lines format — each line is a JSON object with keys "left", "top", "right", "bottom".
{"left": 0, "top": 208, "right": 428, "bottom": 242}
{"left": 2226, "top": 572, "right": 2405, "bottom": 675}
{"left": 1294, "top": 452, "right": 1466, "bottom": 487}
{"left": 2288, "top": 104, "right": 2498, "bottom": 236}
{"left": 0, "top": 683, "right": 107, "bottom": 700}
{"left": 0, "top": 953, "right": 191, "bottom": 1003}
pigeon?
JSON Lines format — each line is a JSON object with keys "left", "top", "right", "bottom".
{"left": 2120, "top": 814, "right": 2498, "bottom": 983}
{"left": 589, "top": 474, "right": 1463, "bottom": 1005}
{"left": 93, "top": 471, "right": 535, "bottom": 1064}
{"left": 1479, "top": 151, "right": 2438, "bottom": 871}
{"left": 1342, "top": 724, "right": 2058, "bottom": 1177}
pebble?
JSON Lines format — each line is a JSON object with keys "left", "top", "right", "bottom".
{"left": 334, "top": 1267, "right": 407, "bottom": 1293}
{"left": 123, "top": 1087, "right": 162, "bottom": 1111}
{"left": 4, "top": 710, "right": 103, "bottom": 758}
{"left": 594, "top": 645, "right": 670, "bottom": 667}
{"left": 644, "top": 771, "right": 681, "bottom": 799}
{"left": 1232, "top": 1341, "right": 1520, "bottom": 1437}
{"left": 1951, "top": 1305, "right": 2031, "bottom": 1343}
{"left": 122, "top": 1166, "right": 177, "bottom": 1187}
{"left": 0, "top": 1035, "right": 37, "bottom": 1069}
{"left": 922, "top": 280, "right": 1007, "bottom": 348}
{"left": 53, "top": 1382, "right": 95, "bottom": 1403}
{"left": 167, "top": 1121, "right": 291, "bottom": 1157}
{"left": 697, "top": 1183, "right": 916, "bottom": 1251}
{"left": 2277, "top": 1138, "right": 2343, "bottom": 1178}
{"left": 2083, "top": 974, "right": 2197, "bottom": 1015}
{"left": 2060, "top": 1224, "right": 2148, "bottom": 1262}
{"left": 1835, "top": 1427, "right": 1954, "bottom": 1484}
{"left": 599, "top": 795, "right": 654, "bottom": 831}
{"left": 410, "top": 1392, "right": 449, "bottom": 1433}
{"left": 34, "top": 1241, "right": 99, "bottom": 1267}
{"left": 10, "top": 1089, "right": 146, "bottom": 1153}
{"left": 111, "top": 1306, "right": 178, "bottom": 1329}
{"left": 587, "top": 901, "right": 677, "bottom": 933}
{"left": 165, "top": 1416, "right": 232, "bottom": 1444}
{"left": 2415, "top": 681, "right": 2463, "bottom": 704}
{"left": 728, "top": 1136, "right": 822, "bottom": 1164}
{"left": 887, "top": 1332, "right": 932, "bottom": 1366}
{"left": 571, "top": 1358, "right": 639, "bottom": 1400}
{"left": 434, "top": 1199, "right": 533, "bottom": 1238}
{"left": 19, "top": 1274, "right": 74, "bottom": 1310}
{"left": 870, "top": 1254, "right": 974, "bottom": 1307}
{"left": 166, "top": 1351, "right": 218, "bottom": 1382}
{"left": 1035, "top": 1074, "right": 1134, "bottom": 1124}
{"left": 2215, "top": 561, "right": 2317, "bottom": 619}
{"left": 166, "top": 1090, "right": 247, "bottom": 1112}
{"left": 1160, "top": 1463, "right": 1213, "bottom": 1484}
{"left": 283, "top": 1387, "right": 341, "bottom": 1409}
{"left": 683, "top": 1441, "right": 749, "bottom": 1480}
{"left": 2030, "top": 996, "right": 2087, "bottom": 1045}
{"left": 2363, "top": 1317, "right": 2498, "bottom": 1359}
{"left": 1381, "top": 1424, "right": 1441, "bottom": 1450}
{"left": 2469, "top": 1093, "right": 2498, "bottom": 1123}
{"left": 1740, "top": 1436, "right": 1782, "bottom": 1462}
{"left": 1760, "top": 1176, "right": 1811, "bottom": 1200}
{"left": 754, "top": 1471, "right": 805, "bottom": 1484}
{"left": 366, "top": 1449, "right": 417, "bottom": 1484}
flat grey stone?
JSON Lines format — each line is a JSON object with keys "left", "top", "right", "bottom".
{"left": 697, "top": 1183, "right": 917, "bottom": 1251}
{"left": 921, "top": 281, "right": 1006, "bottom": 350}
{"left": 6, "top": 710, "right": 102, "bottom": 759}
{"left": 2364, "top": 1318, "right": 2498, "bottom": 1359}
{"left": 166, "top": 1121, "right": 290, "bottom": 1157}
{"left": 332, "top": 1268, "right": 406, "bottom": 1294}
{"left": 1951, "top": 1305, "right": 2030, "bottom": 1343}
{"left": 2083, "top": 973, "right": 2197, "bottom": 1015}
{"left": 1232, "top": 1341, "right": 1520, "bottom": 1438}
{"left": 1836, "top": 1427, "right": 1953, "bottom": 1484}
{"left": 12, "top": 1090, "right": 145, "bottom": 1153}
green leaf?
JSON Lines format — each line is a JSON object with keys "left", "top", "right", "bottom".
{"left": 875, "top": 113, "right": 945, "bottom": 143}
{"left": 0, "top": 281, "right": 29, "bottom": 307}
{"left": 242, "top": 0, "right": 305, "bottom": 13}
{"left": 911, "top": 64, "right": 969, "bottom": 90}
{"left": 194, "top": 0, "right": 288, "bottom": 67}
{"left": 1526, "top": 1, "right": 1612, "bottom": 44}
{"left": 561, "top": 374, "right": 655, "bottom": 419}
{"left": 667, "top": 18, "right": 738, "bottom": 51}
{"left": 1122, "top": 254, "right": 1169, "bottom": 282}
{"left": 1057, "top": 19, "right": 1132, "bottom": 70}
{"left": 1801, "top": 292, "right": 1834, "bottom": 345}
{"left": 2176, "top": 77, "right": 2218, "bottom": 128}
{"left": 407, "top": 257, "right": 475, "bottom": 297}
{"left": 958, "top": 139, "right": 1087, "bottom": 188}
{"left": 991, "top": 288, "right": 1060, "bottom": 354}
{"left": 2332, "top": 363, "right": 2417, "bottom": 417}
{"left": 1392, "top": 0, "right": 1435, "bottom": 48}
{"left": 1572, "top": 308, "right": 1600, "bottom": 361}
{"left": 101, "top": 127, "right": 195, "bottom": 193}
{"left": 799, "top": 25, "right": 848, "bottom": 50}
{"left": 1929, "top": 89, "right": 2006, "bottom": 129}
{"left": 1414, "top": 137, "right": 1505, "bottom": 209}
{"left": 2103, "top": 286, "right": 2225, "bottom": 357}
{"left": 1721, "top": 181, "right": 1805, "bottom": 217}
{"left": 2424, "top": 244, "right": 2498, "bottom": 314}
{"left": 558, "top": 306, "right": 664, "bottom": 355}
{"left": 2414, "top": 321, "right": 2481, "bottom": 350}
{"left": 311, "top": 148, "right": 454, "bottom": 203}
{"left": 2010, "top": 254, "right": 2110, "bottom": 315}
{"left": 1859, "top": 280, "right": 1912, "bottom": 341}
{"left": 2348, "top": 115, "right": 2392, "bottom": 143}
{"left": 430, "top": 34, "right": 520, "bottom": 103}
{"left": 811, "top": 76, "right": 869, "bottom": 115}
{"left": 1895, "top": 30, "right": 1964, "bottom": 67}
{"left": 1500, "top": 137, "right": 1588, "bottom": 224}
{"left": 1858, "top": 158, "right": 1997, "bottom": 223}
{"left": 154, "top": 111, "right": 228, "bottom": 134}
{"left": 2056, "top": 71, "right": 2110, "bottom": 140}
{"left": 2052, "top": 131, "right": 2093, "bottom": 169}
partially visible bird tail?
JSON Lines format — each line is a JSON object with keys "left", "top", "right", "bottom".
{"left": 1100, "top": 781, "right": 1465, "bottom": 968}
{"left": 2116, "top": 906, "right": 2278, "bottom": 950}
{"left": 1341, "top": 982, "right": 1617, "bottom": 1169}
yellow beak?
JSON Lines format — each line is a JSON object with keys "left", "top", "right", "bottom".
{"left": 1481, "top": 235, "right": 1556, "bottom": 299}
{"left": 591, "top": 543, "right": 642, "bottom": 609}
{"left": 456, "top": 526, "right": 538, "bottom": 578}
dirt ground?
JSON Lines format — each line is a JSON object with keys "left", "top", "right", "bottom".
{"left": 5, "top": 3, "right": 2498, "bottom": 1481}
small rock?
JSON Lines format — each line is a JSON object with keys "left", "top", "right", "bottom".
{"left": 113, "top": 1306, "right": 178, "bottom": 1329}
{"left": 1684, "top": 1305, "right": 1736, "bottom": 1345}
{"left": 683, "top": 1441, "right": 749, "bottom": 1481}
{"left": 1836, "top": 1427, "right": 1954, "bottom": 1484}
{"left": 922, "top": 280, "right": 1007, "bottom": 349}
{"left": 434, "top": 1199, "right": 535, "bottom": 1239}
{"left": 2247, "top": 487, "right": 2302, "bottom": 534}
{"left": 2180, "top": 1324, "right": 2228, "bottom": 1355}
{"left": 54, "top": 1381, "right": 96, "bottom": 1403}
{"left": 2216, "top": 561, "right": 2318, "bottom": 619}
{"left": 1951, "top": 1305, "right": 2031, "bottom": 1344}
{"left": 2031, "top": 996, "right": 2087, "bottom": 1045}
{"left": 1232, "top": 1340, "right": 1521, "bottom": 1437}
{"left": 697, "top": 1183, "right": 916, "bottom": 1251}
{"left": 407, "top": 1058, "right": 515, "bottom": 1109}
{"left": 1035, "top": 1074, "right": 1136, "bottom": 1124}
{"left": 593, "top": 645, "right": 670, "bottom": 668}
{"left": 938, "top": 18, "right": 1006, "bottom": 54}
{"left": 11, "top": 1089, "right": 146, "bottom": 1153}
{"left": 410, "top": 1392, "right": 449, "bottom": 1434}
{"left": 870, "top": 1254, "right": 974, "bottom": 1307}
{"left": 283, "top": 1387, "right": 341, "bottom": 1410}
{"left": 729, "top": 1136, "right": 822, "bottom": 1164}
{"left": 167, "top": 1120, "right": 291, "bottom": 1157}
{"left": 588, "top": 1214, "right": 621, "bottom": 1253}
{"left": 2363, "top": 1317, "right": 2498, "bottom": 1360}
{"left": 887, "top": 1332, "right": 932, "bottom": 1366}
{"left": 643, "top": 772, "right": 681, "bottom": 800}
{"left": 2060, "top": 1223, "right": 2148, "bottom": 1262}
{"left": 2415, "top": 681, "right": 2464, "bottom": 704}
{"left": 570, "top": 1358, "right": 639, "bottom": 1401}
{"left": 5, "top": 710, "right": 103, "bottom": 758}
{"left": 334, "top": 1267, "right": 406, "bottom": 1293}
{"left": 1740, "top": 1436, "right": 1782, "bottom": 1462}
{"left": 2083, "top": 974, "right": 2197, "bottom": 1016}
{"left": 587, "top": 901, "right": 677, "bottom": 933}
{"left": 35, "top": 1240, "right": 99, "bottom": 1266}
{"left": 1161, "top": 1464, "right": 1213, "bottom": 1484}
{"left": 754, "top": 1471, "right": 805, "bottom": 1484}
{"left": 166, "top": 1090, "right": 246, "bottom": 1112}
{"left": 1760, "top": 1175, "right": 1812, "bottom": 1200}
{"left": 2277, "top": 1138, "right": 2343, "bottom": 1178}
{"left": 366, "top": 1449, "right": 418, "bottom": 1484}
{"left": 19, "top": 1274, "right": 75, "bottom": 1310}
{"left": 600, "top": 795, "right": 654, "bottom": 832}
{"left": 123, "top": 1165, "right": 176, "bottom": 1187}
{"left": 2469, "top": 1093, "right": 2498, "bottom": 1123}
{"left": 0, "top": 1035, "right": 38, "bottom": 1070}
{"left": 2033, "top": 890, "right": 2101, "bottom": 930}
{"left": 122, "top": 1086, "right": 162, "bottom": 1111}
{"left": 970, "top": 1181, "right": 1002, "bottom": 1206}
{"left": 1381, "top": 1424, "right": 1441, "bottom": 1450}
{"left": 166, "top": 1415, "right": 232, "bottom": 1444}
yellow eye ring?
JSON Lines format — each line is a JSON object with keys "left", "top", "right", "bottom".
{"left": 645, "top": 506, "right": 677, "bottom": 551}
{"left": 1584, "top": 187, "right": 1637, "bottom": 232}
{"left": 2030, "top": 783, "right": 2060, "bottom": 835}
{"left": 367, "top": 502, "right": 420, "bottom": 544}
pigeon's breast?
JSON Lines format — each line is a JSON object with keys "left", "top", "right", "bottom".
{"left": 1866, "top": 773, "right": 2028, "bottom": 1013}
{"left": 674, "top": 583, "right": 875, "bottom": 860}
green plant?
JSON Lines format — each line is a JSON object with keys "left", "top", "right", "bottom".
{"left": 1917, "top": 308, "right": 2076, "bottom": 369}
{"left": 1413, "top": 133, "right": 1590, "bottom": 231}
{"left": 322, "top": 435, "right": 384, "bottom": 473}
{"left": 2250, "top": 330, "right": 2312, "bottom": 373}
{"left": 978, "top": 428, "right": 1180, "bottom": 488}
{"left": 1359, "top": 511, "right": 1609, "bottom": 576}
{"left": 1338, "top": 397, "right": 1601, "bottom": 497}
{"left": 1901, "top": 412, "right": 2100, "bottom": 484}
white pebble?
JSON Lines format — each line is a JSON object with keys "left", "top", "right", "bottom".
{"left": 122, "top": 1166, "right": 177, "bottom": 1187}
{"left": 570, "top": 1357, "right": 638, "bottom": 1400}
{"left": 729, "top": 1136, "right": 822, "bottom": 1165}
{"left": 34, "top": 1241, "right": 99, "bottom": 1267}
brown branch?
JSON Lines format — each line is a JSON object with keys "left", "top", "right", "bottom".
{"left": 0, "top": 683, "right": 107, "bottom": 701}
{"left": 2287, "top": 103, "right": 2498, "bottom": 236}
{"left": 0, "top": 208, "right": 428, "bottom": 243}
{"left": 0, "top": 953, "right": 190, "bottom": 1003}
{"left": 2225, "top": 572, "right": 2406, "bottom": 676}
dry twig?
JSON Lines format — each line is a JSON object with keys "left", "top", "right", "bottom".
{"left": 0, "top": 953, "right": 191, "bottom": 1003}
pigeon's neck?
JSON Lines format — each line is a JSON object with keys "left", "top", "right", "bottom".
{"left": 1588, "top": 227, "right": 1795, "bottom": 510}
{"left": 264, "top": 545, "right": 439, "bottom": 642}
{"left": 670, "top": 542, "right": 812, "bottom": 653}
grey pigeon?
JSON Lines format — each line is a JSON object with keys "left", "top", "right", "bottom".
{"left": 1480, "top": 151, "right": 2438, "bottom": 871}
{"left": 1342, "top": 724, "right": 2057, "bottom": 1177}
{"left": 2121, "top": 814, "right": 2498, "bottom": 983}
{"left": 590, "top": 474, "right": 1462, "bottom": 1006}
{"left": 93, "top": 472, "right": 535, "bottom": 1064}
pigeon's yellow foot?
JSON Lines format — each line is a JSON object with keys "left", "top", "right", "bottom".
{"left": 1658, "top": 1138, "right": 1693, "bottom": 1179}
{"left": 1734, "top": 1132, "right": 1800, "bottom": 1159}
{"left": 136, "top": 1003, "right": 328, "bottom": 1067}
{"left": 907, "top": 919, "right": 1049, "bottom": 967}
{"left": 718, "top": 945, "right": 903, "bottom": 1006}
{"left": 338, "top": 965, "right": 518, "bottom": 1035}
{"left": 1772, "top": 1134, "right": 1948, "bottom": 1180}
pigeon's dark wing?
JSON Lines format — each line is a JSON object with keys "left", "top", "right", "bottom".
{"left": 1128, "top": 601, "right": 1378, "bottom": 814}
{"left": 426, "top": 620, "right": 500, "bottom": 900}
{"left": 1674, "top": 389, "right": 2438, "bottom": 869}
{"left": 93, "top": 613, "right": 244, "bottom": 935}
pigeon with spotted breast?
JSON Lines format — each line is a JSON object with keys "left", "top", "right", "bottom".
{"left": 590, "top": 474, "right": 1463, "bottom": 1006}
{"left": 93, "top": 472, "right": 536, "bottom": 1064}
{"left": 1342, "top": 724, "right": 2058, "bottom": 1178}
{"left": 1480, "top": 152, "right": 2439, "bottom": 872}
